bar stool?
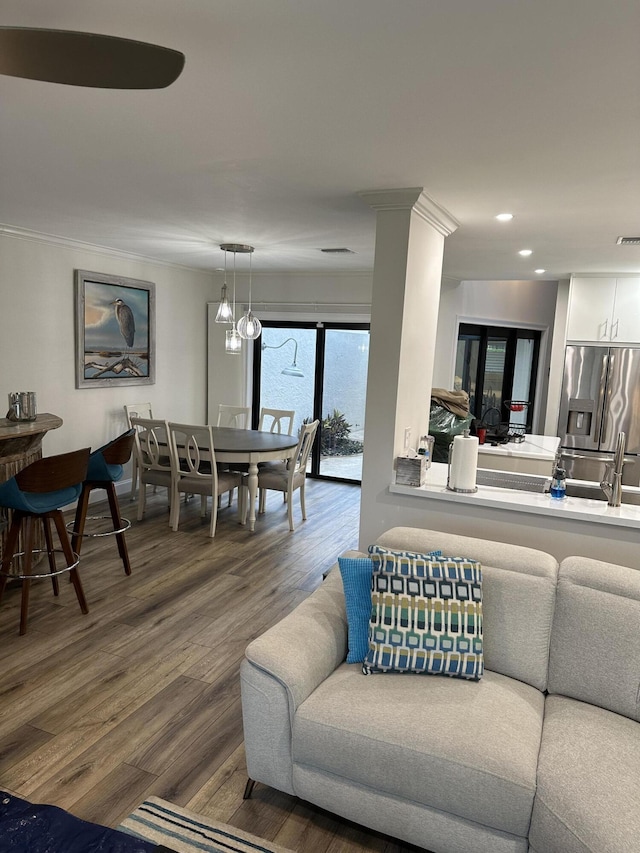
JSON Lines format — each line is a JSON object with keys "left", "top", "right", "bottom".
{"left": 0, "top": 447, "right": 90, "bottom": 635}
{"left": 70, "top": 430, "right": 135, "bottom": 576}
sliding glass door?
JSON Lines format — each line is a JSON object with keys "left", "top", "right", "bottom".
{"left": 252, "top": 321, "right": 370, "bottom": 483}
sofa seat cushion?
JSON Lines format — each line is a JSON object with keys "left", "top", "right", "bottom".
{"left": 529, "top": 695, "right": 640, "bottom": 853}
{"left": 292, "top": 663, "right": 544, "bottom": 837}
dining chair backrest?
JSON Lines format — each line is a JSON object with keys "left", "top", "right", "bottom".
{"left": 167, "top": 422, "right": 217, "bottom": 481}
{"left": 124, "top": 402, "right": 153, "bottom": 427}
{"left": 259, "top": 408, "right": 295, "bottom": 436}
{"left": 291, "top": 419, "right": 320, "bottom": 475}
{"left": 217, "top": 404, "right": 250, "bottom": 429}
{"left": 130, "top": 417, "right": 171, "bottom": 475}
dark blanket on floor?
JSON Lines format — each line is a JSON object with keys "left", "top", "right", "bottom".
{"left": 0, "top": 791, "right": 170, "bottom": 853}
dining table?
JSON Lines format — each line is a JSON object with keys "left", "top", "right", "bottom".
{"left": 211, "top": 426, "right": 299, "bottom": 532}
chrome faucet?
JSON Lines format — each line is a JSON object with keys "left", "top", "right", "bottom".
{"left": 600, "top": 431, "right": 626, "bottom": 507}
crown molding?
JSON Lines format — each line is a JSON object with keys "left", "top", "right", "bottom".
{"left": 358, "top": 187, "right": 459, "bottom": 237}
{"left": 0, "top": 224, "right": 212, "bottom": 275}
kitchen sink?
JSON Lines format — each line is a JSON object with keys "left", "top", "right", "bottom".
{"left": 476, "top": 468, "right": 640, "bottom": 505}
{"left": 563, "top": 481, "right": 640, "bottom": 506}
{"left": 476, "top": 469, "right": 550, "bottom": 493}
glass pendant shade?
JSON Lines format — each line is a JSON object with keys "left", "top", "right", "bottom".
{"left": 214, "top": 283, "right": 234, "bottom": 323}
{"left": 215, "top": 250, "right": 234, "bottom": 324}
{"left": 237, "top": 310, "right": 262, "bottom": 340}
{"left": 225, "top": 328, "right": 242, "bottom": 354}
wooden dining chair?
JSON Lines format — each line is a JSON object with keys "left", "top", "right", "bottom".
{"left": 124, "top": 403, "right": 153, "bottom": 499}
{"left": 168, "top": 422, "right": 243, "bottom": 538}
{"left": 216, "top": 404, "right": 251, "bottom": 429}
{"left": 216, "top": 404, "right": 251, "bottom": 506}
{"left": 255, "top": 409, "right": 297, "bottom": 496}
{"left": 242, "top": 419, "right": 319, "bottom": 531}
{"left": 258, "top": 408, "right": 295, "bottom": 435}
{"left": 129, "top": 417, "right": 173, "bottom": 523}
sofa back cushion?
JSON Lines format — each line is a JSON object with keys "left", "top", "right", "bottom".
{"left": 374, "top": 527, "right": 558, "bottom": 691}
{"left": 548, "top": 556, "right": 640, "bottom": 721}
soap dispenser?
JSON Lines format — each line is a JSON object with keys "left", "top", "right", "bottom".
{"left": 550, "top": 466, "right": 567, "bottom": 500}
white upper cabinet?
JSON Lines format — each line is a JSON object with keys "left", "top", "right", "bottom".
{"left": 567, "top": 276, "right": 640, "bottom": 344}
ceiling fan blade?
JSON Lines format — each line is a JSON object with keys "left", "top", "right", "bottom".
{"left": 0, "top": 27, "right": 185, "bottom": 89}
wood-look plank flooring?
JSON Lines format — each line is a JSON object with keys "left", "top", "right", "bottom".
{"left": 0, "top": 480, "right": 422, "bottom": 852}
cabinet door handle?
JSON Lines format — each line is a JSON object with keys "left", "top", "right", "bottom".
{"left": 611, "top": 318, "right": 619, "bottom": 340}
{"left": 600, "top": 318, "right": 608, "bottom": 340}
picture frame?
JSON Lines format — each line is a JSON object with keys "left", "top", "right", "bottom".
{"left": 75, "top": 269, "right": 156, "bottom": 388}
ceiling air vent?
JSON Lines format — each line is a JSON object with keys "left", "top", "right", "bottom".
{"left": 319, "top": 247, "right": 355, "bottom": 254}
{"left": 616, "top": 236, "right": 640, "bottom": 245}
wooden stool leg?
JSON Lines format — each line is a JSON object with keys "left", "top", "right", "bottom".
{"left": 42, "top": 516, "right": 60, "bottom": 596}
{"left": 51, "top": 510, "right": 88, "bottom": 616}
{"left": 19, "top": 516, "right": 36, "bottom": 636}
{"left": 71, "top": 483, "right": 91, "bottom": 557}
{"left": 0, "top": 512, "right": 23, "bottom": 603}
{"left": 105, "top": 482, "right": 131, "bottom": 575}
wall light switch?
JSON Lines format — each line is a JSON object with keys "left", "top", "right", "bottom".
{"left": 404, "top": 427, "right": 411, "bottom": 449}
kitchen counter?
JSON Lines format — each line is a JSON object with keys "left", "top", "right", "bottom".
{"left": 477, "top": 434, "right": 560, "bottom": 476}
{"left": 391, "top": 462, "right": 640, "bottom": 531}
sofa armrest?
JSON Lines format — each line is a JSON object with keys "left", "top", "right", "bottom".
{"left": 244, "top": 563, "right": 349, "bottom": 714}
{"left": 241, "top": 557, "right": 355, "bottom": 796}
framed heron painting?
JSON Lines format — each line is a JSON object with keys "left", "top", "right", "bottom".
{"left": 75, "top": 270, "right": 156, "bottom": 388}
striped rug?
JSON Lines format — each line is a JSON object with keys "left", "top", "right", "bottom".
{"left": 118, "top": 797, "right": 295, "bottom": 853}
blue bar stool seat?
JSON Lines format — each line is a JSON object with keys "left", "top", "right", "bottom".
{"left": 0, "top": 448, "right": 90, "bottom": 635}
{"left": 70, "top": 430, "right": 135, "bottom": 576}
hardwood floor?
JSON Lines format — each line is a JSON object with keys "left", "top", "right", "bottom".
{"left": 0, "top": 480, "right": 422, "bottom": 852}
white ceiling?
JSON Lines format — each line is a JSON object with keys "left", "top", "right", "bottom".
{"left": 1, "top": 0, "right": 640, "bottom": 282}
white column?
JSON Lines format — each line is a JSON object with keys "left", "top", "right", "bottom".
{"left": 358, "top": 187, "right": 459, "bottom": 547}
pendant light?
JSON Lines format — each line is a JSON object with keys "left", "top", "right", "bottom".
{"left": 214, "top": 248, "right": 234, "bottom": 324}
{"left": 224, "top": 248, "right": 243, "bottom": 354}
{"left": 236, "top": 249, "right": 262, "bottom": 340}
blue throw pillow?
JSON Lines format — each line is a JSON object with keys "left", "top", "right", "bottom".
{"left": 338, "top": 548, "right": 442, "bottom": 664}
{"left": 338, "top": 557, "right": 375, "bottom": 663}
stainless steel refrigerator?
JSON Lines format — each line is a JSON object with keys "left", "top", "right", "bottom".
{"left": 557, "top": 345, "right": 640, "bottom": 486}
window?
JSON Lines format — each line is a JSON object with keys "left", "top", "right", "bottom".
{"left": 454, "top": 324, "right": 540, "bottom": 432}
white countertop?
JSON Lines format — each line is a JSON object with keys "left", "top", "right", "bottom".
{"left": 477, "top": 434, "right": 560, "bottom": 460}
{"left": 390, "top": 462, "right": 640, "bottom": 531}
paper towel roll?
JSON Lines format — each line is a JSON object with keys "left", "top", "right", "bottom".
{"left": 449, "top": 433, "right": 479, "bottom": 492}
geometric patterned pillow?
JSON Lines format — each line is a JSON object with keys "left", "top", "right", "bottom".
{"left": 362, "top": 550, "right": 483, "bottom": 680}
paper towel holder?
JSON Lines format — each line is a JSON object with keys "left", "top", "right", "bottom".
{"left": 446, "top": 429, "right": 478, "bottom": 493}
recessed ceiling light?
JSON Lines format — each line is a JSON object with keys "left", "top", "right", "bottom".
{"left": 495, "top": 213, "right": 513, "bottom": 221}
{"left": 519, "top": 249, "right": 533, "bottom": 256}
{"left": 535, "top": 269, "right": 546, "bottom": 274}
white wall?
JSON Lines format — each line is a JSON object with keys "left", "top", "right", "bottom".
{"left": 0, "top": 231, "right": 214, "bottom": 461}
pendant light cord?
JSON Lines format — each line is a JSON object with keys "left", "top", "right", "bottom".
{"left": 232, "top": 250, "right": 237, "bottom": 320}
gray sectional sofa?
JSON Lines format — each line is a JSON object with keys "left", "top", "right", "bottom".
{"left": 240, "top": 526, "right": 640, "bottom": 853}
